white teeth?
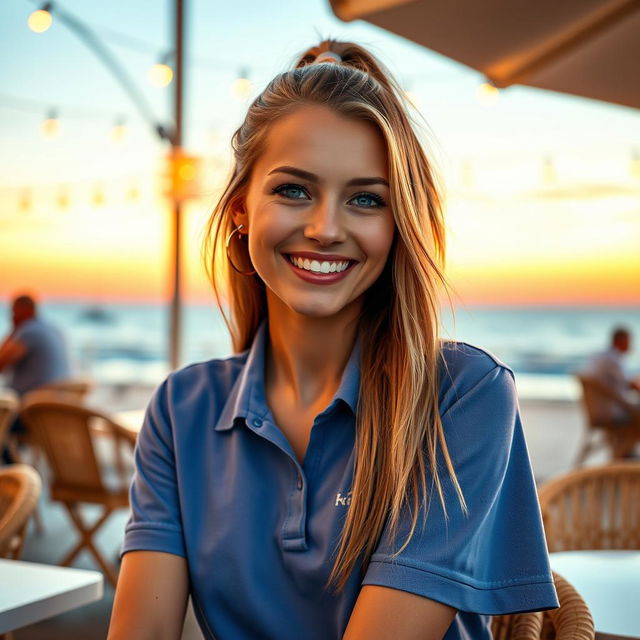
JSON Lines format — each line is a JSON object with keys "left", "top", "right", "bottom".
{"left": 289, "top": 255, "right": 351, "bottom": 274}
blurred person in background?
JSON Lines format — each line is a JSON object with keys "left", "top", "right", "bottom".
{"left": 582, "top": 326, "right": 640, "bottom": 424}
{"left": 0, "top": 292, "right": 72, "bottom": 463}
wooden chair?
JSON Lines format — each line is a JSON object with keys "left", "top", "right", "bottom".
{"left": 0, "top": 389, "right": 19, "bottom": 451}
{"left": 7, "top": 378, "right": 94, "bottom": 468}
{"left": 0, "top": 464, "right": 42, "bottom": 559}
{"left": 31, "top": 377, "right": 94, "bottom": 402}
{"left": 538, "top": 462, "right": 640, "bottom": 552}
{"left": 574, "top": 374, "right": 640, "bottom": 465}
{"left": 491, "top": 572, "right": 594, "bottom": 639}
{"left": 19, "top": 397, "right": 134, "bottom": 587}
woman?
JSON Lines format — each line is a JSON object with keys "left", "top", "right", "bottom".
{"left": 109, "top": 40, "right": 558, "bottom": 639}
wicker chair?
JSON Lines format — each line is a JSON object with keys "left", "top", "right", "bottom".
{"left": 491, "top": 572, "right": 594, "bottom": 639}
{"left": 574, "top": 374, "right": 640, "bottom": 465}
{"left": 7, "top": 378, "right": 93, "bottom": 468}
{"left": 19, "top": 397, "right": 134, "bottom": 586}
{"left": 0, "top": 464, "right": 42, "bottom": 560}
{"left": 29, "top": 377, "right": 93, "bottom": 402}
{"left": 0, "top": 389, "right": 19, "bottom": 451}
{"left": 538, "top": 462, "right": 640, "bottom": 552}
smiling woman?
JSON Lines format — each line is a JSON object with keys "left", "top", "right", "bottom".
{"left": 108, "top": 39, "right": 559, "bottom": 640}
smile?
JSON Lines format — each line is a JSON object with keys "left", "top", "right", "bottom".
{"left": 288, "top": 255, "right": 350, "bottom": 273}
{"left": 283, "top": 253, "right": 357, "bottom": 285}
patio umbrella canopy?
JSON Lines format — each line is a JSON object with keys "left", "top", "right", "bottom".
{"left": 329, "top": 0, "right": 640, "bottom": 110}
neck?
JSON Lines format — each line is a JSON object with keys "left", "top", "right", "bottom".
{"left": 265, "top": 293, "right": 360, "bottom": 408}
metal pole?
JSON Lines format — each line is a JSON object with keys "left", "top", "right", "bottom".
{"left": 169, "top": 0, "right": 184, "bottom": 370}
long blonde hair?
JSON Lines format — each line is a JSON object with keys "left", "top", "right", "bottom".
{"left": 202, "top": 39, "right": 466, "bottom": 592}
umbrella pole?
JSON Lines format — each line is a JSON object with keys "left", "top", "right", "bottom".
{"left": 169, "top": 0, "right": 185, "bottom": 371}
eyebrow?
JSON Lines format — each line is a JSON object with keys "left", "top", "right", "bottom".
{"left": 267, "top": 165, "right": 389, "bottom": 188}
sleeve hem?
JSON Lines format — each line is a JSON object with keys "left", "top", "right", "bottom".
{"left": 120, "top": 524, "right": 186, "bottom": 559}
{"left": 362, "top": 560, "right": 559, "bottom": 615}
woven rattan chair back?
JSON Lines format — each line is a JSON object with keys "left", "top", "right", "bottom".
{"left": 491, "top": 572, "right": 594, "bottom": 639}
{"left": 24, "top": 377, "right": 93, "bottom": 404}
{"left": 0, "top": 390, "right": 19, "bottom": 450}
{"left": 0, "top": 464, "right": 41, "bottom": 559}
{"left": 538, "top": 462, "right": 640, "bottom": 552}
{"left": 21, "top": 399, "right": 105, "bottom": 493}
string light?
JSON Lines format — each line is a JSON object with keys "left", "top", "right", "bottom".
{"left": 542, "top": 155, "right": 557, "bottom": 185}
{"left": 92, "top": 183, "right": 105, "bottom": 206}
{"left": 232, "top": 67, "right": 252, "bottom": 99}
{"left": 111, "top": 116, "right": 127, "bottom": 142}
{"left": 148, "top": 51, "right": 174, "bottom": 87}
{"left": 19, "top": 189, "right": 32, "bottom": 213}
{"left": 41, "top": 108, "right": 60, "bottom": 137}
{"left": 57, "top": 186, "right": 70, "bottom": 209}
{"left": 631, "top": 149, "right": 640, "bottom": 180}
{"left": 28, "top": 3, "right": 53, "bottom": 33}
{"left": 476, "top": 79, "right": 499, "bottom": 107}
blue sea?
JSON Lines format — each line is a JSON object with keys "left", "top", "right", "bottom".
{"left": 1, "top": 301, "right": 639, "bottom": 401}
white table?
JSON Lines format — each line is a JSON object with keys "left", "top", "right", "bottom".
{"left": 114, "top": 409, "right": 145, "bottom": 438}
{"left": 550, "top": 550, "right": 640, "bottom": 639}
{"left": 0, "top": 559, "right": 103, "bottom": 633}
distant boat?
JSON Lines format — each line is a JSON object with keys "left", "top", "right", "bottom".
{"left": 78, "top": 305, "right": 117, "bottom": 324}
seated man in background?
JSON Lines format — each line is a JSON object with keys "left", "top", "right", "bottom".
{"left": 580, "top": 326, "right": 640, "bottom": 459}
{"left": 0, "top": 293, "right": 72, "bottom": 462}
{"left": 582, "top": 326, "right": 640, "bottom": 423}
{"left": 0, "top": 293, "right": 72, "bottom": 395}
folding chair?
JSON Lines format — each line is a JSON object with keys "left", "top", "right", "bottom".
{"left": 20, "top": 397, "right": 134, "bottom": 587}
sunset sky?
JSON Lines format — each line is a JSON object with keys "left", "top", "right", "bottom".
{"left": 1, "top": 0, "right": 639, "bottom": 307}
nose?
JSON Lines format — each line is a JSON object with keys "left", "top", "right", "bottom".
{"left": 303, "top": 198, "right": 347, "bottom": 246}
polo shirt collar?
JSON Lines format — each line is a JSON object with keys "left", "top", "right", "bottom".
{"left": 214, "top": 320, "right": 360, "bottom": 432}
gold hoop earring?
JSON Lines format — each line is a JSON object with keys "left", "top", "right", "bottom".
{"left": 225, "top": 224, "right": 257, "bottom": 276}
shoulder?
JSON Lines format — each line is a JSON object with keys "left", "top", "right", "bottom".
{"left": 438, "top": 340, "right": 516, "bottom": 416}
{"left": 13, "top": 319, "right": 39, "bottom": 339}
{"left": 164, "top": 351, "right": 249, "bottom": 403}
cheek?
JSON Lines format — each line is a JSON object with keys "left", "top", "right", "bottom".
{"left": 361, "top": 216, "right": 396, "bottom": 263}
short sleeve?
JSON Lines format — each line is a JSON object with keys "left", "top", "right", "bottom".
{"left": 13, "top": 323, "right": 35, "bottom": 351}
{"left": 121, "top": 377, "right": 186, "bottom": 558}
{"left": 362, "top": 365, "right": 559, "bottom": 615}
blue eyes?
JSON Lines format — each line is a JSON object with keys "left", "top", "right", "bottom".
{"left": 271, "top": 183, "right": 387, "bottom": 209}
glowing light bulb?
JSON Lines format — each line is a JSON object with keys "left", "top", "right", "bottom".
{"left": 631, "top": 150, "right": 640, "bottom": 180}
{"left": 112, "top": 118, "right": 127, "bottom": 142}
{"left": 42, "top": 110, "right": 60, "bottom": 137}
{"left": 148, "top": 63, "right": 173, "bottom": 87}
{"left": 28, "top": 8, "right": 52, "bottom": 33}
{"left": 476, "top": 81, "right": 499, "bottom": 107}
{"left": 232, "top": 68, "right": 252, "bottom": 99}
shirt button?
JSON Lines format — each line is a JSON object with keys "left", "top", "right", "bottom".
{"left": 252, "top": 418, "right": 262, "bottom": 427}
{"left": 296, "top": 475, "right": 303, "bottom": 490}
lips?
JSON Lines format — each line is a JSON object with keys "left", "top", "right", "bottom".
{"left": 282, "top": 252, "right": 358, "bottom": 285}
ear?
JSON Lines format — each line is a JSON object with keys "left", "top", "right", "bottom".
{"left": 230, "top": 195, "right": 249, "bottom": 231}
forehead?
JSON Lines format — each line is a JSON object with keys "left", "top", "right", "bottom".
{"left": 252, "top": 104, "right": 388, "bottom": 180}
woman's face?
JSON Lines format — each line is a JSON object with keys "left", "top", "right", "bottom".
{"left": 235, "top": 104, "right": 395, "bottom": 321}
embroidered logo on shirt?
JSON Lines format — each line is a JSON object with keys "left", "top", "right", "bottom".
{"left": 335, "top": 491, "right": 352, "bottom": 507}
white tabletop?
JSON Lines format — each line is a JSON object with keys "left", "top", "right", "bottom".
{"left": 0, "top": 559, "right": 103, "bottom": 633}
{"left": 114, "top": 409, "right": 145, "bottom": 436}
{"left": 550, "top": 550, "right": 640, "bottom": 638}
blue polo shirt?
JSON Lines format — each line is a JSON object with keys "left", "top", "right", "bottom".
{"left": 122, "top": 322, "right": 558, "bottom": 639}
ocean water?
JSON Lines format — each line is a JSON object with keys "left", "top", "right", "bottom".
{"left": 1, "top": 301, "right": 639, "bottom": 401}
